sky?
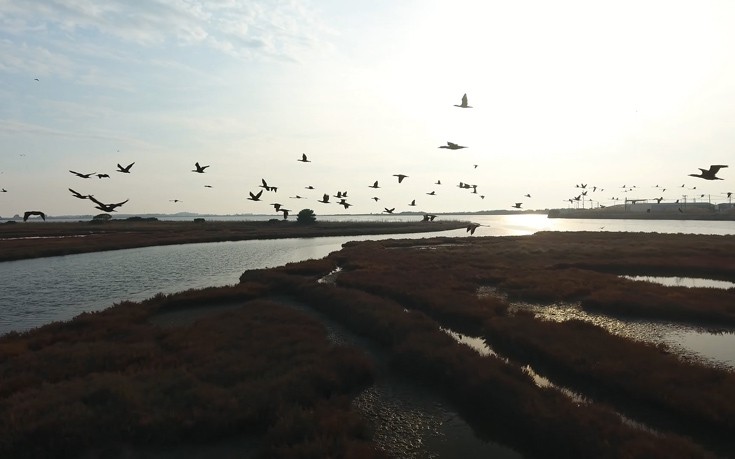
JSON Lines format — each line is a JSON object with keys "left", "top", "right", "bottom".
{"left": 1, "top": 0, "right": 734, "bottom": 218}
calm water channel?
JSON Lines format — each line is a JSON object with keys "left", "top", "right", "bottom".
{"left": 2, "top": 214, "right": 734, "bottom": 367}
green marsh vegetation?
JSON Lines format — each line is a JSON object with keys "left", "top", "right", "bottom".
{"left": 1, "top": 231, "right": 733, "bottom": 457}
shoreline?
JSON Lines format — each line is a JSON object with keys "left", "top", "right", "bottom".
{"left": 0, "top": 219, "right": 469, "bottom": 262}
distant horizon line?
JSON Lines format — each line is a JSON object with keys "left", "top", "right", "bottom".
{"left": 2, "top": 209, "right": 550, "bottom": 220}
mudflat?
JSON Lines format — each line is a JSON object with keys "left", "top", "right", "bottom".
{"left": 0, "top": 219, "right": 467, "bottom": 262}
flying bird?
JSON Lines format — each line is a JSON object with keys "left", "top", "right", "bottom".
{"left": 260, "top": 179, "right": 277, "bottom": 192}
{"left": 305, "top": 185, "right": 315, "bottom": 190}
{"left": 192, "top": 162, "right": 209, "bottom": 173}
{"left": 318, "top": 194, "right": 330, "bottom": 203}
{"left": 422, "top": 214, "right": 437, "bottom": 222}
{"left": 688, "top": 165, "right": 728, "bottom": 180}
{"left": 369, "top": 181, "right": 380, "bottom": 188}
{"left": 298, "top": 154, "right": 311, "bottom": 163}
{"left": 453, "top": 93, "right": 472, "bottom": 108}
{"left": 68, "top": 188, "right": 91, "bottom": 200}
{"left": 23, "top": 211, "right": 45, "bottom": 221}
{"left": 466, "top": 223, "right": 481, "bottom": 235}
{"left": 279, "top": 208, "right": 291, "bottom": 219}
{"left": 271, "top": 203, "right": 282, "bottom": 212}
{"left": 427, "top": 191, "right": 436, "bottom": 195}
{"left": 393, "top": 174, "right": 408, "bottom": 183}
{"left": 372, "top": 197, "right": 380, "bottom": 201}
{"left": 383, "top": 207, "right": 395, "bottom": 214}
{"left": 69, "top": 170, "right": 96, "bottom": 179}
{"left": 170, "top": 199, "right": 183, "bottom": 203}
{"left": 435, "top": 180, "right": 442, "bottom": 185}
{"left": 524, "top": 194, "right": 532, "bottom": 198}
{"left": 439, "top": 142, "right": 467, "bottom": 150}
{"left": 89, "top": 196, "right": 129, "bottom": 212}
{"left": 408, "top": 199, "right": 416, "bottom": 206}
{"left": 512, "top": 203, "right": 523, "bottom": 209}
{"left": 1, "top": 188, "right": 6, "bottom": 193}
{"left": 117, "top": 162, "right": 135, "bottom": 173}
{"left": 247, "top": 190, "right": 263, "bottom": 201}
{"left": 204, "top": 185, "right": 213, "bottom": 188}
{"left": 96, "top": 173, "right": 110, "bottom": 179}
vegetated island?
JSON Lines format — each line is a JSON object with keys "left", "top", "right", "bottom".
{"left": 1, "top": 231, "right": 734, "bottom": 458}
{"left": 0, "top": 218, "right": 469, "bottom": 262}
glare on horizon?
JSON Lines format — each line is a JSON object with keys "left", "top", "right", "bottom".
{"left": 0, "top": 0, "right": 733, "bottom": 218}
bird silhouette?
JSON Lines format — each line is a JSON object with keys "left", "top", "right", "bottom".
{"left": 339, "top": 201, "right": 352, "bottom": 209}
{"left": 192, "top": 162, "right": 209, "bottom": 173}
{"left": 89, "top": 196, "right": 129, "bottom": 212}
{"left": 369, "top": 181, "right": 380, "bottom": 188}
{"left": 279, "top": 208, "right": 290, "bottom": 219}
{"left": 290, "top": 195, "right": 304, "bottom": 199}
{"left": 655, "top": 197, "right": 664, "bottom": 203}
{"left": 466, "top": 223, "right": 480, "bottom": 235}
{"left": 453, "top": 93, "right": 472, "bottom": 108}
{"left": 688, "top": 165, "right": 728, "bottom": 180}
{"left": 427, "top": 191, "right": 436, "bottom": 195}
{"left": 1, "top": 188, "right": 6, "bottom": 192}
{"left": 383, "top": 207, "right": 395, "bottom": 214}
{"left": 68, "top": 188, "right": 91, "bottom": 200}
{"left": 298, "top": 154, "right": 310, "bottom": 163}
{"left": 117, "top": 162, "right": 134, "bottom": 173}
{"left": 422, "top": 214, "right": 437, "bottom": 221}
{"left": 408, "top": 199, "right": 416, "bottom": 206}
{"left": 512, "top": 203, "right": 523, "bottom": 209}
{"left": 439, "top": 142, "right": 467, "bottom": 150}
{"left": 305, "top": 185, "right": 315, "bottom": 190}
{"left": 393, "top": 174, "right": 408, "bottom": 183}
{"left": 23, "top": 211, "right": 45, "bottom": 221}
{"left": 435, "top": 180, "right": 442, "bottom": 185}
{"left": 204, "top": 185, "right": 213, "bottom": 188}
{"left": 69, "top": 170, "right": 96, "bottom": 178}
{"left": 170, "top": 199, "right": 182, "bottom": 203}
{"left": 318, "top": 194, "right": 330, "bottom": 203}
{"left": 96, "top": 173, "right": 110, "bottom": 179}
{"left": 524, "top": 194, "right": 532, "bottom": 198}
{"left": 271, "top": 203, "right": 282, "bottom": 212}
{"left": 247, "top": 190, "right": 263, "bottom": 201}
{"left": 260, "top": 179, "right": 278, "bottom": 192}
{"left": 372, "top": 197, "right": 380, "bottom": 201}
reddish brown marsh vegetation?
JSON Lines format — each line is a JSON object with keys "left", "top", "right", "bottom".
{"left": 250, "top": 231, "right": 734, "bottom": 456}
{"left": 0, "top": 285, "right": 383, "bottom": 458}
{"left": 2, "top": 231, "right": 734, "bottom": 457}
{"left": 0, "top": 219, "right": 467, "bottom": 262}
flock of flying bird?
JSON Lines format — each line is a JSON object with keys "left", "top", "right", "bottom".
{"left": 564, "top": 165, "right": 730, "bottom": 210}
{"left": 27, "top": 94, "right": 506, "bottom": 226}
{"left": 6, "top": 93, "right": 731, "bottom": 228}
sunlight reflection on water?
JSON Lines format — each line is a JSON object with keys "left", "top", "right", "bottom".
{"left": 622, "top": 275, "right": 735, "bottom": 289}
{"left": 507, "top": 299, "right": 735, "bottom": 370}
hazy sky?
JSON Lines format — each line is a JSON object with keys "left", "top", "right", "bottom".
{"left": 1, "top": 0, "right": 733, "bottom": 217}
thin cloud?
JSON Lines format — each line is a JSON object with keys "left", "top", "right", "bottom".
{"left": 0, "top": 0, "right": 333, "bottom": 62}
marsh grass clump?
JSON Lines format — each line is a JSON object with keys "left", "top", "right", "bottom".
{"left": 0, "top": 296, "right": 380, "bottom": 458}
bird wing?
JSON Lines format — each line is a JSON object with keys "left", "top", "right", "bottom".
{"left": 461, "top": 94, "right": 468, "bottom": 106}
{"left": 709, "top": 165, "right": 728, "bottom": 173}
{"left": 88, "top": 195, "right": 105, "bottom": 206}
